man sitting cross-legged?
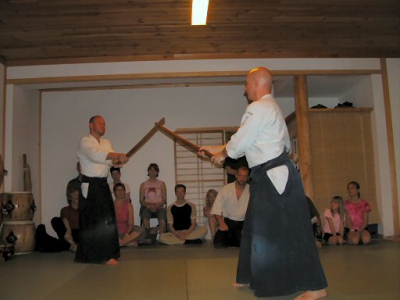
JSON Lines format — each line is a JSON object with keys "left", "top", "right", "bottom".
{"left": 159, "top": 184, "right": 207, "bottom": 245}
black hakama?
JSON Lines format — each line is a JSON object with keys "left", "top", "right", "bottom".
{"left": 236, "top": 152, "right": 327, "bottom": 297}
{"left": 75, "top": 176, "right": 120, "bottom": 263}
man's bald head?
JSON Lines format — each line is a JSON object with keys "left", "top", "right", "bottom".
{"left": 245, "top": 67, "right": 273, "bottom": 102}
{"left": 248, "top": 67, "right": 273, "bottom": 88}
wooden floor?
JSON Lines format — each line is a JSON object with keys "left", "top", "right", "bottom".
{"left": 0, "top": 239, "right": 399, "bottom": 300}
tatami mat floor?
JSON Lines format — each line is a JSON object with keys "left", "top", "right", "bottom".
{"left": 1, "top": 239, "right": 399, "bottom": 300}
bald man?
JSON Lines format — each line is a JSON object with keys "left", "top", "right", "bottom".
{"left": 201, "top": 67, "right": 327, "bottom": 299}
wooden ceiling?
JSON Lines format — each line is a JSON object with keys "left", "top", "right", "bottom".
{"left": 0, "top": 0, "right": 399, "bottom": 66}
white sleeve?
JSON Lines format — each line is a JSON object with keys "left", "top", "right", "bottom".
{"left": 211, "top": 190, "right": 224, "bottom": 216}
{"left": 226, "top": 103, "right": 271, "bottom": 159}
{"left": 226, "top": 106, "right": 257, "bottom": 158}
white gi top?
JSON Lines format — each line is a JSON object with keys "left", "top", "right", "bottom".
{"left": 211, "top": 182, "right": 250, "bottom": 221}
{"left": 226, "top": 94, "right": 291, "bottom": 194}
{"left": 226, "top": 94, "right": 291, "bottom": 168}
{"left": 77, "top": 134, "right": 114, "bottom": 178}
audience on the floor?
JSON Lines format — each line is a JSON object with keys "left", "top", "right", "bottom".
{"left": 345, "top": 181, "right": 372, "bottom": 245}
{"left": 159, "top": 184, "right": 207, "bottom": 245}
{"left": 139, "top": 163, "right": 167, "bottom": 237}
{"left": 203, "top": 189, "right": 218, "bottom": 239}
{"left": 322, "top": 196, "right": 346, "bottom": 246}
{"left": 36, "top": 186, "right": 80, "bottom": 252}
{"left": 211, "top": 167, "right": 250, "bottom": 248}
{"left": 113, "top": 183, "right": 147, "bottom": 247}
{"left": 40, "top": 167, "right": 376, "bottom": 255}
{"left": 109, "top": 166, "right": 131, "bottom": 202}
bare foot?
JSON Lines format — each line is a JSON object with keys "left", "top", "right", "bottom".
{"left": 294, "top": 289, "right": 327, "bottom": 300}
{"left": 232, "top": 282, "right": 250, "bottom": 288}
{"left": 105, "top": 258, "right": 119, "bottom": 265}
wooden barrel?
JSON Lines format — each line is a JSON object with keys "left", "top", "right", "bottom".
{"left": 1, "top": 221, "right": 36, "bottom": 254}
{"left": 0, "top": 192, "right": 37, "bottom": 221}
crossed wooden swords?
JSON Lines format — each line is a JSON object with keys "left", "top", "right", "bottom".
{"left": 124, "top": 117, "right": 213, "bottom": 160}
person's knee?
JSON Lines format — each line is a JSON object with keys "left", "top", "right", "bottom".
{"left": 328, "top": 237, "right": 338, "bottom": 245}
{"left": 362, "top": 238, "right": 371, "bottom": 245}
{"left": 199, "top": 226, "right": 208, "bottom": 236}
{"left": 140, "top": 207, "right": 152, "bottom": 220}
{"left": 349, "top": 234, "right": 360, "bottom": 245}
{"left": 51, "top": 217, "right": 66, "bottom": 237}
{"left": 156, "top": 210, "right": 167, "bottom": 222}
{"left": 361, "top": 231, "right": 371, "bottom": 244}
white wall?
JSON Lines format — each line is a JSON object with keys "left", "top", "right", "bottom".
{"left": 370, "top": 74, "right": 394, "bottom": 236}
{"left": 340, "top": 76, "right": 374, "bottom": 107}
{"left": 275, "top": 97, "right": 340, "bottom": 117}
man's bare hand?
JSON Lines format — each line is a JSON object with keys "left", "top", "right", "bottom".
{"left": 118, "top": 154, "right": 129, "bottom": 164}
{"left": 198, "top": 145, "right": 227, "bottom": 165}
{"left": 198, "top": 145, "right": 225, "bottom": 156}
{"left": 218, "top": 223, "right": 229, "bottom": 231}
{"left": 176, "top": 231, "right": 187, "bottom": 241}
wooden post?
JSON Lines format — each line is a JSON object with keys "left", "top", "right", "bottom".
{"left": 294, "top": 75, "right": 314, "bottom": 200}
{"left": 380, "top": 58, "right": 399, "bottom": 238}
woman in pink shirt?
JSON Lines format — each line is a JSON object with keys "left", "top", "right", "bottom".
{"left": 113, "top": 183, "right": 145, "bottom": 246}
{"left": 322, "top": 196, "right": 346, "bottom": 245}
{"left": 345, "top": 181, "right": 372, "bottom": 245}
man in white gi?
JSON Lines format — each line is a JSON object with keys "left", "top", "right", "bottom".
{"left": 212, "top": 166, "right": 250, "bottom": 248}
{"left": 75, "top": 115, "right": 129, "bottom": 265}
{"left": 200, "top": 67, "right": 327, "bottom": 299}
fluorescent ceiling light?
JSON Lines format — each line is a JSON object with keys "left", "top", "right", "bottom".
{"left": 192, "top": 0, "right": 209, "bottom": 25}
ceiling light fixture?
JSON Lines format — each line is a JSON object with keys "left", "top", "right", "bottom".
{"left": 191, "top": 0, "right": 209, "bottom": 25}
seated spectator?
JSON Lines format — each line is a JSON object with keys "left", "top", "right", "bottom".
{"left": 223, "top": 156, "right": 249, "bottom": 183}
{"left": 203, "top": 189, "right": 218, "bottom": 239}
{"left": 159, "top": 184, "right": 207, "bottom": 245}
{"left": 36, "top": 187, "right": 80, "bottom": 252}
{"left": 113, "top": 183, "right": 146, "bottom": 246}
{"left": 212, "top": 167, "right": 250, "bottom": 248}
{"left": 109, "top": 167, "right": 131, "bottom": 202}
{"left": 322, "top": 196, "right": 346, "bottom": 246}
{"left": 345, "top": 181, "right": 372, "bottom": 245}
{"left": 306, "top": 196, "right": 323, "bottom": 248}
{"left": 66, "top": 161, "right": 82, "bottom": 196}
{"left": 139, "top": 163, "right": 167, "bottom": 235}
